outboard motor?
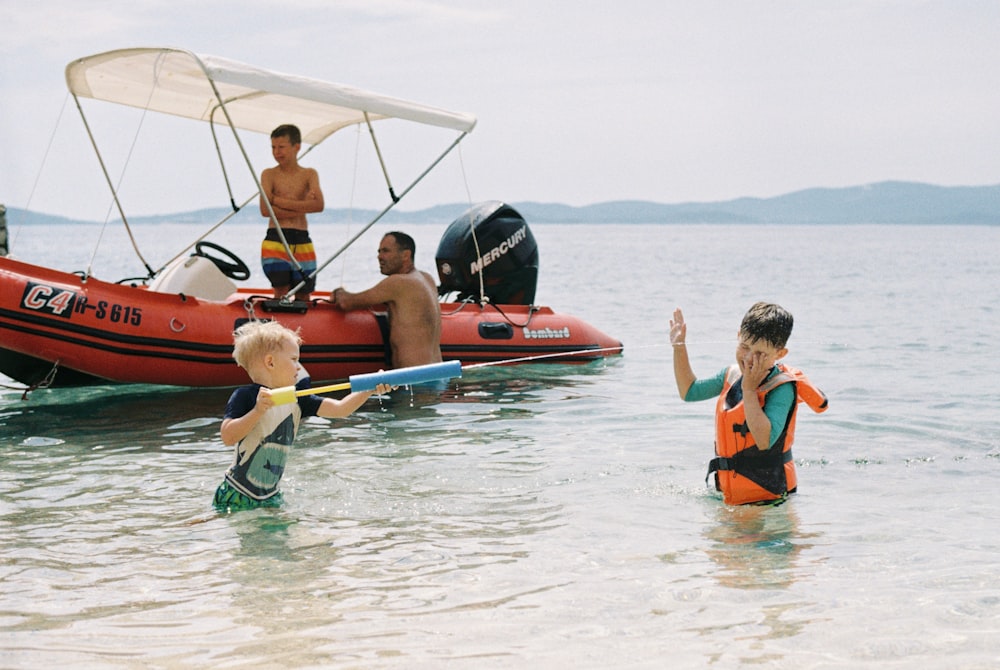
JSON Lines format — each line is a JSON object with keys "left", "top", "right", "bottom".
{"left": 436, "top": 201, "right": 538, "bottom": 305}
{"left": 0, "top": 204, "right": 7, "bottom": 256}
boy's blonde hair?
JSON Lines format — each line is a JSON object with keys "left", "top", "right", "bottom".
{"left": 232, "top": 320, "right": 301, "bottom": 370}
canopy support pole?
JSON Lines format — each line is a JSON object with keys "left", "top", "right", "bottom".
{"left": 294, "top": 130, "right": 470, "bottom": 298}
{"left": 364, "top": 112, "right": 398, "bottom": 203}
{"left": 209, "top": 104, "right": 240, "bottom": 213}
{"left": 70, "top": 93, "right": 155, "bottom": 279}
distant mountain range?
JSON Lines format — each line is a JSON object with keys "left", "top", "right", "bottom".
{"left": 4, "top": 181, "right": 999, "bottom": 226}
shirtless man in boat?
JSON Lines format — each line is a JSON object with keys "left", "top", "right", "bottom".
{"left": 332, "top": 232, "right": 443, "bottom": 369}
{"left": 259, "top": 124, "right": 324, "bottom": 301}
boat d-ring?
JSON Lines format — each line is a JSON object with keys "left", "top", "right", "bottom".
{"left": 169, "top": 317, "right": 186, "bottom": 333}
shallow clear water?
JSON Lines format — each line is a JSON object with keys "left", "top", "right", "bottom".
{"left": 2, "top": 222, "right": 999, "bottom": 668}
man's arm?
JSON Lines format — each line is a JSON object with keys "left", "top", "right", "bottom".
{"left": 333, "top": 276, "right": 398, "bottom": 311}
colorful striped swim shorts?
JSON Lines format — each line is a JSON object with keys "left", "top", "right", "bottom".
{"left": 261, "top": 228, "right": 317, "bottom": 291}
{"left": 213, "top": 480, "right": 283, "bottom": 511}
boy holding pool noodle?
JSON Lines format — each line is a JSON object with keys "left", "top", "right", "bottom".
{"left": 213, "top": 320, "right": 392, "bottom": 511}
{"left": 670, "top": 302, "right": 828, "bottom": 506}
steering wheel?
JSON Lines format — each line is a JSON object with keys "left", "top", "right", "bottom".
{"left": 194, "top": 241, "right": 251, "bottom": 280}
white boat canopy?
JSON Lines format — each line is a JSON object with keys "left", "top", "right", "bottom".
{"left": 66, "top": 47, "right": 477, "bottom": 144}
{"left": 64, "top": 47, "right": 477, "bottom": 296}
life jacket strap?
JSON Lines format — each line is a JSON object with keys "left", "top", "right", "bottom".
{"left": 705, "top": 450, "right": 794, "bottom": 483}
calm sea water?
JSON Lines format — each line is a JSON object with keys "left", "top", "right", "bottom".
{"left": 2, "top": 221, "right": 999, "bottom": 668}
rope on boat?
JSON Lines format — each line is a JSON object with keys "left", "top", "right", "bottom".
{"left": 462, "top": 345, "right": 625, "bottom": 370}
{"left": 12, "top": 93, "right": 72, "bottom": 253}
{"left": 1, "top": 360, "right": 62, "bottom": 401}
{"left": 439, "top": 299, "right": 539, "bottom": 329}
{"left": 338, "top": 124, "right": 364, "bottom": 289}
{"left": 242, "top": 297, "right": 261, "bottom": 322}
{"left": 72, "top": 54, "right": 163, "bottom": 281}
{"left": 457, "top": 143, "right": 473, "bottom": 206}
{"left": 450, "top": 141, "right": 491, "bottom": 306}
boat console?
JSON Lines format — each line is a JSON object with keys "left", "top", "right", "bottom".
{"left": 148, "top": 254, "right": 237, "bottom": 300}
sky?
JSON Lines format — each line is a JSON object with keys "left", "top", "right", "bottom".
{"left": 2, "top": 0, "right": 999, "bottom": 220}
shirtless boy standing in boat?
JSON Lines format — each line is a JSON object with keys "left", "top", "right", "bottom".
{"left": 332, "top": 232, "right": 443, "bottom": 369}
{"left": 259, "top": 124, "right": 324, "bottom": 301}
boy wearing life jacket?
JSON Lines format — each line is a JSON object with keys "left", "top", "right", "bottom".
{"left": 670, "top": 302, "right": 828, "bottom": 506}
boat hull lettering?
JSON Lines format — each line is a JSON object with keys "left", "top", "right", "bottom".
{"left": 22, "top": 282, "right": 143, "bottom": 326}
{"left": 522, "top": 326, "right": 571, "bottom": 340}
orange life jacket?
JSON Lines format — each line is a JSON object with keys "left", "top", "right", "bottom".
{"left": 707, "top": 363, "right": 828, "bottom": 505}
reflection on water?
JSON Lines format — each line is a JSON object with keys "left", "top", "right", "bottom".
{"left": 1, "top": 383, "right": 229, "bottom": 449}
{"left": 223, "top": 513, "right": 343, "bottom": 662}
{"left": 704, "top": 503, "right": 818, "bottom": 591}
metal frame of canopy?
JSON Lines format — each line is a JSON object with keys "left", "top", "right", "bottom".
{"left": 65, "top": 47, "right": 477, "bottom": 299}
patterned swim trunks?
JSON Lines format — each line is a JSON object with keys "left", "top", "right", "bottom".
{"left": 213, "top": 480, "right": 283, "bottom": 512}
{"left": 261, "top": 228, "right": 317, "bottom": 292}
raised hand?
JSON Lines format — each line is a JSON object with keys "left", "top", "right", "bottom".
{"left": 669, "top": 308, "right": 687, "bottom": 347}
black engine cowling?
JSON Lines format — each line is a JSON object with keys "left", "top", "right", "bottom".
{"left": 436, "top": 201, "right": 538, "bottom": 305}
